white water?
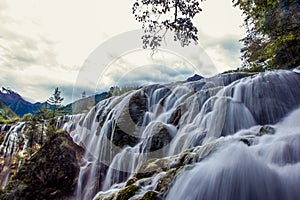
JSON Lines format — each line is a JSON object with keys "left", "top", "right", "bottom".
{"left": 0, "top": 122, "right": 26, "bottom": 188}
{"left": 63, "top": 70, "right": 300, "bottom": 199}
{"left": 167, "top": 107, "right": 300, "bottom": 200}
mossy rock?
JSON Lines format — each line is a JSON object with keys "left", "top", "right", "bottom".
{"left": 140, "top": 191, "right": 159, "bottom": 200}
{"left": 0, "top": 131, "right": 83, "bottom": 200}
{"left": 116, "top": 184, "right": 140, "bottom": 200}
{"left": 94, "top": 193, "right": 116, "bottom": 200}
{"left": 125, "top": 177, "right": 138, "bottom": 187}
{"left": 135, "top": 158, "right": 169, "bottom": 179}
{"left": 156, "top": 167, "right": 183, "bottom": 194}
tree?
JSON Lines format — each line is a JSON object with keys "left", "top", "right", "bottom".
{"left": 133, "top": 0, "right": 300, "bottom": 70}
{"left": 46, "top": 88, "right": 64, "bottom": 139}
{"left": 47, "top": 88, "right": 64, "bottom": 107}
{"left": 233, "top": 0, "right": 300, "bottom": 69}
{"left": 133, "top": 0, "right": 203, "bottom": 50}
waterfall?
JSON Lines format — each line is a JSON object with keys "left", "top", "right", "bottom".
{"left": 0, "top": 122, "right": 26, "bottom": 188}
{"left": 64, "top": 70, "right": 300, "bottom": 199}
{"left": 166, "top": 106, "right": 300, "bottom": 200}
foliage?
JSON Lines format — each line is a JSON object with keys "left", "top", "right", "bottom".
{"left": 47, "top": 88, "right": 64, "bottom": 106}
{"left": 133, "top": 0, "right": 203, "bottom": 50}
{"left": 233, "top": 0, "right": 300, "bottom": 69}
{"left": 0, "top": 131, "right": 83, "bottom": 200}
{"left": 133, "top": 0, "right": 299, "bottom": 70}
{"left": 0, "top": 101, "right": 18, "bottom": 123}
{"left": 47, "top": 88, "right": 64, "bottom": 109}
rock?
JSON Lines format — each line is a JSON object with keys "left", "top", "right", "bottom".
{"left": 0, "top": 130, "right": 84, "bottom": 200}
{"left": 186, "top": 74, "right": 203, "bottom": 82}
{"left": 115, "top": 184, "right": 140, "bottom": 200}
{"left": 129, "top": 91, "right": 148, "bottom": 126}
{"left": 142, "top": 122, "right": 173, "bottom": 152}
{"left": 125, "top": 177, "right": 138, "bottom": 187}
{"left": 140, "top": 191, "right": 159, "bottom": 200}
{"left": 107, "top": 91, "right": 148, "bottom": 148}
{"left": 257, "top": 125, "right": 276, "bottom": 136}
{"left": 240, "top": 138, "right": 252, "bottom": 146}
{"left": 109, "top": 124, "right": 139, "bottom": 147}
{"left": 94, "top": 193, "right": 116, "bottom": 200}
{"left": 167, "top": 106, "right": 181, "bottom": 126}
{"left": 135, "top": 158, "right": 169, "bottom": 179}
{"left": 155, "top": 168, "right": 181, "bottom": 193}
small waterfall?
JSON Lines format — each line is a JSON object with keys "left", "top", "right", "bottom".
{"left": 0, "top": 122, "right": 26, "bottom": 188}
{"left": 65, "top": 70, "right": 300, "bottom": 199}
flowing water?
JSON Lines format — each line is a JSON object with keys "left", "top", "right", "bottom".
{"left": 167, "top": 106, "right": 300, "bottom": 200}
{"left": 63, "top": 70, "right": 300, "bottom": 199}
{"left": 0, "top": 122, "right": 26, "bottom": 188}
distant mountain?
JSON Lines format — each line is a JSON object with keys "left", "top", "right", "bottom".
{"left": 61, "top": 92, "right": 109, "bottom": 114}
{"left": 0, "top": 87, "right": 110, "bottom": 117}
{"left": 0, "top": 87, "right": 43, "bottom": 117}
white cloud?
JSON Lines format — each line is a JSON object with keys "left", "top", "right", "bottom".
{"left": 0, "top": 0, "right": 246, "bottom": 104}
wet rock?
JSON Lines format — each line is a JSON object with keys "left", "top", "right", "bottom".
{"left": 155, "top": 167, "right": 182, "bottom": 194}
{"left": 115, "top": 184, "right": 140, "bottom": 200}
{"left": 240, "top": 138, "right": 252, "bottom": 146}
{"left": 107, "top": 91, "right": 148, "bottom": 148}
{"left": 129, "top": 91, "right": 148, "bottom": 126}
{"left": 109, "top": 124, "right": 139, "bottom": 148}
{"left": 142, "top": 122, "right": 173, "bottom": 152}
{"left": 125, "top": 177, "right": 138, "bottom": 187}
{"left": 136, "top": 158, "right": 169, "bottom": 179}
{"left": 140, "top": 190, "right": 159, "bottom": 200}
{"left": 167, "top": 106, "right": 181, "bottom": 126}
{"left": 257, "top": 125, "right": 276, "bottom": 136}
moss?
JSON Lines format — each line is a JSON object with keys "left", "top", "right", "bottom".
{"left": 94, "top": 193, "right": 116, "bottom": 200}
{"left": 156, "top": 167, "right": 183, "bottom": 193}
{"left": 116, "top": 184, "right": 140, "bottom": 200}
{"left": 0, "top": 130, "right": 84, "bottom": 200}
{"left": 125, "top": 177, "right": 138, "bottom": 187}
{"left": 140, "top": 191, "right": 159, "bottom": 200}
{"left": 135, "top": 158, "right": 168, "bottom": 179}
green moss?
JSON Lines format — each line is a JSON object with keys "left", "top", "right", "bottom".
{"left": 116, "top": 184, "right": 140, "bottom": 200}
{"left": 94, "top": 193, "right": 116, "bottom": 200}
{"left": 125, "top": 177, "right": 138, "bottom": 187}
{"left": 140, "top": 191, "right": 159, "bottom": 200}
{"left": 156, "top": 167, "right": 183, "bottom": 193}
{"left": 136, "top": 158, "right": 169, "bottom": 179}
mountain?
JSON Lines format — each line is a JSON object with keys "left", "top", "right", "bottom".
{"left": 0, "top": 87, "right": 110, "bottom": 117}
{"left": 0, "top": 87, "right": 43, "bottom": 117}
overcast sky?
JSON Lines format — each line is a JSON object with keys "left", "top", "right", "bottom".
{"left": 0, "top": 0, "right": 245, "bottom": 104}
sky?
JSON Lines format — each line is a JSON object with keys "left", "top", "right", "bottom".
{"left": 0, "top": 0, "right": 246, "bottom": 104}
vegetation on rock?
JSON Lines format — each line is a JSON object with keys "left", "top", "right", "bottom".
{"left": 0, "top": 130, "right": 83, "bottom": 200}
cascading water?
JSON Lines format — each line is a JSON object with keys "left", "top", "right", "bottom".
{"left": 65, "top": 70, "right": 300, "bottom": 199}
{"left": 166, "top": 106, "right": 300, "bottom": 200}
{"left": 0, "top": 122, "right": 26, "bottom": 188}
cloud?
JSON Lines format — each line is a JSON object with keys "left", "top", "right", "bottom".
{"left": 0, "top": 24, "right": 59, "bottom": 69}
{"left": 0, "top": 0, "right": 245, "bottom": 104}
{"left": 198, "top": 32, "right": 243, "bottom": 71}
